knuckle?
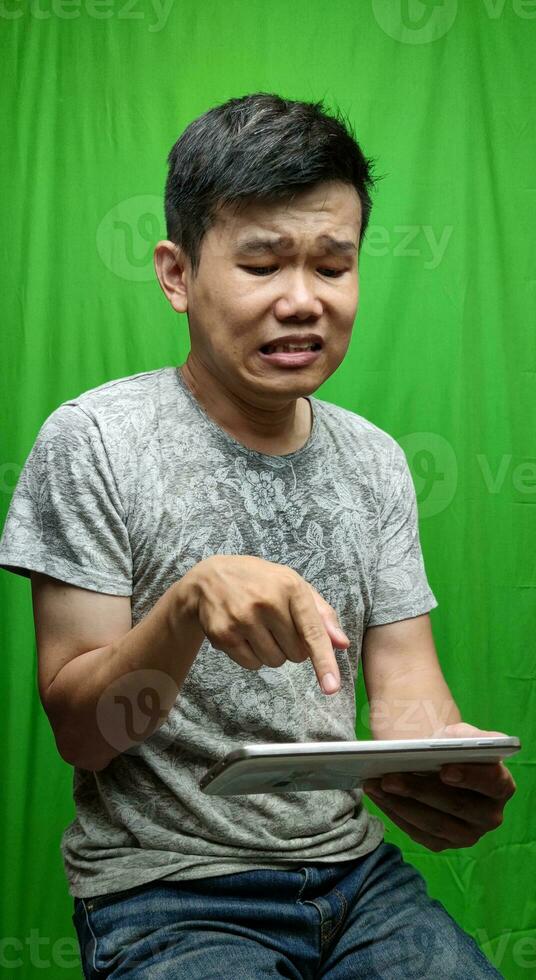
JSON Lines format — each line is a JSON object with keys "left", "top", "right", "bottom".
{"left": 490, "top": 808, "right": 504, "bottom": 829}
{"left": 462, "top": 831, "right": 480, "bottom": 847}
{"left": 247, "top": 596, "right": 271, "bottom": 616}
{"left": 449, "top": 795, "right": 466, "bottom": 817}
{"left": 301, "top": 621, "right": 327, "bottom": 646}
{"left": 287, "top": 649, "right": 310, "bottom": 663}
{"left": 233, "top": 601, "right": 269, "bottom": 631}
{"left": 222, "top": 627, "right": 239, "bottom": 647}
{"left": 287, "top": 569, "right": 303, "bottom": 590}
{"left": 211, "top": 623, "right": 238, "bottom": 647}
{"left": 231, "top": 653, "right": 255, "bottom": 670}
{"left": 505, "top": 779, "right": 516, "bottom": 800}
{"left": 431, "top": 817, "right": 446, "bottom": 837}
{"left": 237, "top": 611, "right": 261, "bottom": 632}
{"left": 265, "top": 653, "right": 287, "bottom": 668}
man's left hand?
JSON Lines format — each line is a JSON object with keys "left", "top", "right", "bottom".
{"left": 363, "top": 723, "right": 517, "bottom": 852}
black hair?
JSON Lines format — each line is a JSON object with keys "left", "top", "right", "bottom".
{"left": 164, "top": 92, "right": 382, "bottom": 276}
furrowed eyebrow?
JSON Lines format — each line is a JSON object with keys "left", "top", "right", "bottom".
{"left": 234, "top": 234, "right": 357, "bottom": 256}
{"left": 316, "top": 234, "right": 357, "bottom": 256}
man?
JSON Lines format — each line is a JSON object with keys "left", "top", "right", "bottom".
{"left": 0, "top": 93, "right": 514, "bottom": 977}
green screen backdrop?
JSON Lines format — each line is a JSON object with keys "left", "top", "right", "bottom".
{"left": 1, "top": 2, "right": 534, "bottom": 978}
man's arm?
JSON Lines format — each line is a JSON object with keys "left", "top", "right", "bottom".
{"left": 361, "top": 612, "right": 462, "bottom": 739}
{"left": 360, "top": 612, "right": 516, "bottom": 851}
{"left": 33, "top": 570, "right": 206, "bottom": 772}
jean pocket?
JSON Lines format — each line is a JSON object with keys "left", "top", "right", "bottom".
{"left": 81, "top": 882, "right": 155, "bottom": 915}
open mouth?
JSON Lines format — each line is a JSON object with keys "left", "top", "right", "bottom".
{"left": 259, "top": 342, "right": 322, "bottom": 354}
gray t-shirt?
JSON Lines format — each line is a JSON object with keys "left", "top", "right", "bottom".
{"left": 0, "top": 367, "right": 438, "bottom": 899}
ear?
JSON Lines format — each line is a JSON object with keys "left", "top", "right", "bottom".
{"left": 153, "top": 240, "right": 189, "bottom": 314}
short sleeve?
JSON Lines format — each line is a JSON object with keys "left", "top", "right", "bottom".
{"left": 0, "top": 404, "right": 132, "bottom": 595}
{"left": 367, "top": 442, "right": 438, "bottom": 627}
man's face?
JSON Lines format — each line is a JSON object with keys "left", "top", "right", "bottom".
{"left": 176, "top": 180, "right": 361, "bottom": 403}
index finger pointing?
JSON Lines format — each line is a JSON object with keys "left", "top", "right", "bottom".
{"left": 290, "top": 589, "right": 341, "bottom": 695}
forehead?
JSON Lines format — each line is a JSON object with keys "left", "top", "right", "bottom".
{"left": 211, "top": 181, "right": 361, "bottom": 254}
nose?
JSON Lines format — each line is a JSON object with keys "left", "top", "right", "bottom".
{"left": 273, "top": 270, "right": 323, "bottom": 320}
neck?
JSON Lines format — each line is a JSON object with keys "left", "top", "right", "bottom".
{"left": 179, "top": 359, "right": 312, "bottom": 454}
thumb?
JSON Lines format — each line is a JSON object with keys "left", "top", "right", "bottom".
{"left": 326, "top": 617, "right": 350, "bottom": 648}
{"left": 433, "top": 723, "right": 509, "bottom": 739}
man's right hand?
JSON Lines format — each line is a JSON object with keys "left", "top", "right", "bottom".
{"left": 183, "top": 555, "right": 349, "bottom": 694}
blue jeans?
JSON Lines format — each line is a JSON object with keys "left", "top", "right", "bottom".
{"left": 72, "top": 842, "right": 503, "bottom": 978}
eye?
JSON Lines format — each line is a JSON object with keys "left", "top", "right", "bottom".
{"left": 241, "top": 266, "right": 278, "bottom": 276}
{"left": 239, "top": 266, "right": 346, "bottom": 278}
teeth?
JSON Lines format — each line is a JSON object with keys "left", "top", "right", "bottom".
{"left": 265, "top": 342, "right": 316, "bottom": 354}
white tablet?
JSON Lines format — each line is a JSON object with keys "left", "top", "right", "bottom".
{"left": 199, "top": 736, "right": 520, "bottom": 795}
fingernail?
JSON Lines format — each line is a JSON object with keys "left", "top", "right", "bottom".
{"left": 322, "top": 672, "right": 339, "bottom": 693}
{"left": 442, "top": 767, "right": 462, "bottom": 783}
